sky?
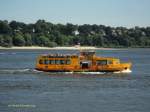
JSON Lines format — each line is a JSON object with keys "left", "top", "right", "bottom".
{"left": 0, "top": 0, "right": 150, "bottom": 27}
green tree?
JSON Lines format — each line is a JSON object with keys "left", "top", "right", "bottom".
{"left": 34, "top": 20, "right": 53, "bottom": 35}
{"left": 0, "top": 35, "right": 4, "bottom": 46}
{"left": 65, "top": 23, "right": 77, "bottom": 36}
{"left": 35, "top": 35, "right": 50, "bottom": 47}
{"left": 13, "top": 33, "right": 25, "bottom": 46}
{"left": 0, "top": 20, "right": 12, "bottom": 34}
{"left": 78, "top": 24, "right": 92, "bottom": 36}
{"left": 3, "top": 35, "right": 13, "bottom": 47}
{"left": 48, "top": 41, "right": 57, "bottom": 47}
{"left": 9, "top": 21, "right": 26, "bottom": 32}
{"left": 24, "top": 33, "right": 32, "bottom": 46}
{"left": 52, "top": 31, "right": 64, "bottom": 46}
{"left": 79, "top": 36, "right": 93, "bottom": 46}
{"left": 92, "top": 34, "right": 104, "bottom": 46}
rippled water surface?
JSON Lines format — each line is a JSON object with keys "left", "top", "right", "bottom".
{"left": 0, "top": 48, "right": 150, "bottom": 112}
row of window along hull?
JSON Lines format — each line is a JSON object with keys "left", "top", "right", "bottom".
{"left": 39, "top": 59, "right": 113, "bottom": 65}
{"left": 39, "top": 59, "right": 71, "bottom": 65}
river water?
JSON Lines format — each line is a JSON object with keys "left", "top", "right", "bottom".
{"left": 0, "top": 48, "right": 150, "bottom": 112}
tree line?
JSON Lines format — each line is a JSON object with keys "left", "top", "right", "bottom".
{"left": 0, "top": 19, "right": 150, "bottom": 47}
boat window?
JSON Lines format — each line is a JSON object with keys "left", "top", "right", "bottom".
{"left": 44, "top": 60, "right": 49, "bottom": 65}
{"left": 50, "top": 60, "right": 55, "bottom": 64}
{"left": 39, "top": 59, "right": 43, "bottom": 64}
{"left": 107, "top": 60, "right": 113, "bottom": 64}
{"left": 97, "top": 60, "right": 107, "bottom": 65}
{"left": 49, "top": 60, "right": 53, "bottom": 64}
{"left": 66, "top": 60, "right": 71, "bottom": 65}
{"left": 60, "top": 60, "right": 65, "bottom": 64}
{"left": 115, "top": 60, "right": 120, "bottom": 64}
{"left": 48, "top": 56, "right": 53, "bottom": 58}
{"left": 55, "top": 60, "right": 60, "bottom": 64}
{"left": 49, "top": 60, "right": 55, "bottom": 65}
{"left": 66, "top": 56, "right": 70, "bottom": 58}
{"left": 71, "top": 56, "right": 77, "bottom": 58}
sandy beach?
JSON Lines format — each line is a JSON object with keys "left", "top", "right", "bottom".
{"left": 0, "top": 46, "right": 117, "bottom": 50}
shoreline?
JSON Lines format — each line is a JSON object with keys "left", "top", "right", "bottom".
{"left": 0, "top": 46, "right": 117, "bottom": 50}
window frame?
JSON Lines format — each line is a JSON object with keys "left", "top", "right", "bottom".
{"left": 97, "top": 60, "right": 107, "bottom": 65}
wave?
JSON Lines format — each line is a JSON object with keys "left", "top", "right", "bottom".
{"left": 0, "top": 68, "right": 29, "bottom": 73}
{"left": 0, "top": 68, "right": 43, "bottom": 74}
{"left": 0, "top": 52, "right": 17, "bottom": 55}
{"left": 0, "top": 52, "right": 6, "bottom": 55}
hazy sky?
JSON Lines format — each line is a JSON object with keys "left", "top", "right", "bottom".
{"left": 0, "top": 0, "right": 150, "bottom": 27}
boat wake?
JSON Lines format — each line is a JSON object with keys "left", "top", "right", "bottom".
{"left": 0, "top": 68, "right": 43, "bottom": 74}
{"left": 63, "top": 70, "right": 132, "bottom": 75}
{"left": 113, "top": 69, "right": 132, "bottom": 74}
{"left": 66, "top": 72, "right": 106, "bottom": 75}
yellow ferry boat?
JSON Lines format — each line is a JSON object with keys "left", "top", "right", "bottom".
{"left": 35, "top": 50, "right": 132, "bottom": 73}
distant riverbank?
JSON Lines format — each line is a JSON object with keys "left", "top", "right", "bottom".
{"left": 0, "top": 46, "right": 117, "bottom": 50}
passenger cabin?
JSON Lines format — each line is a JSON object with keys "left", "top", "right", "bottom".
{"left": 36, "top": 54, "right": 79, "bottom": 72}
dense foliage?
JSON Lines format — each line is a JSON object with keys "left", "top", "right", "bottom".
{"left": 0, "top": 20, "right": 150, "bottom": 47}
